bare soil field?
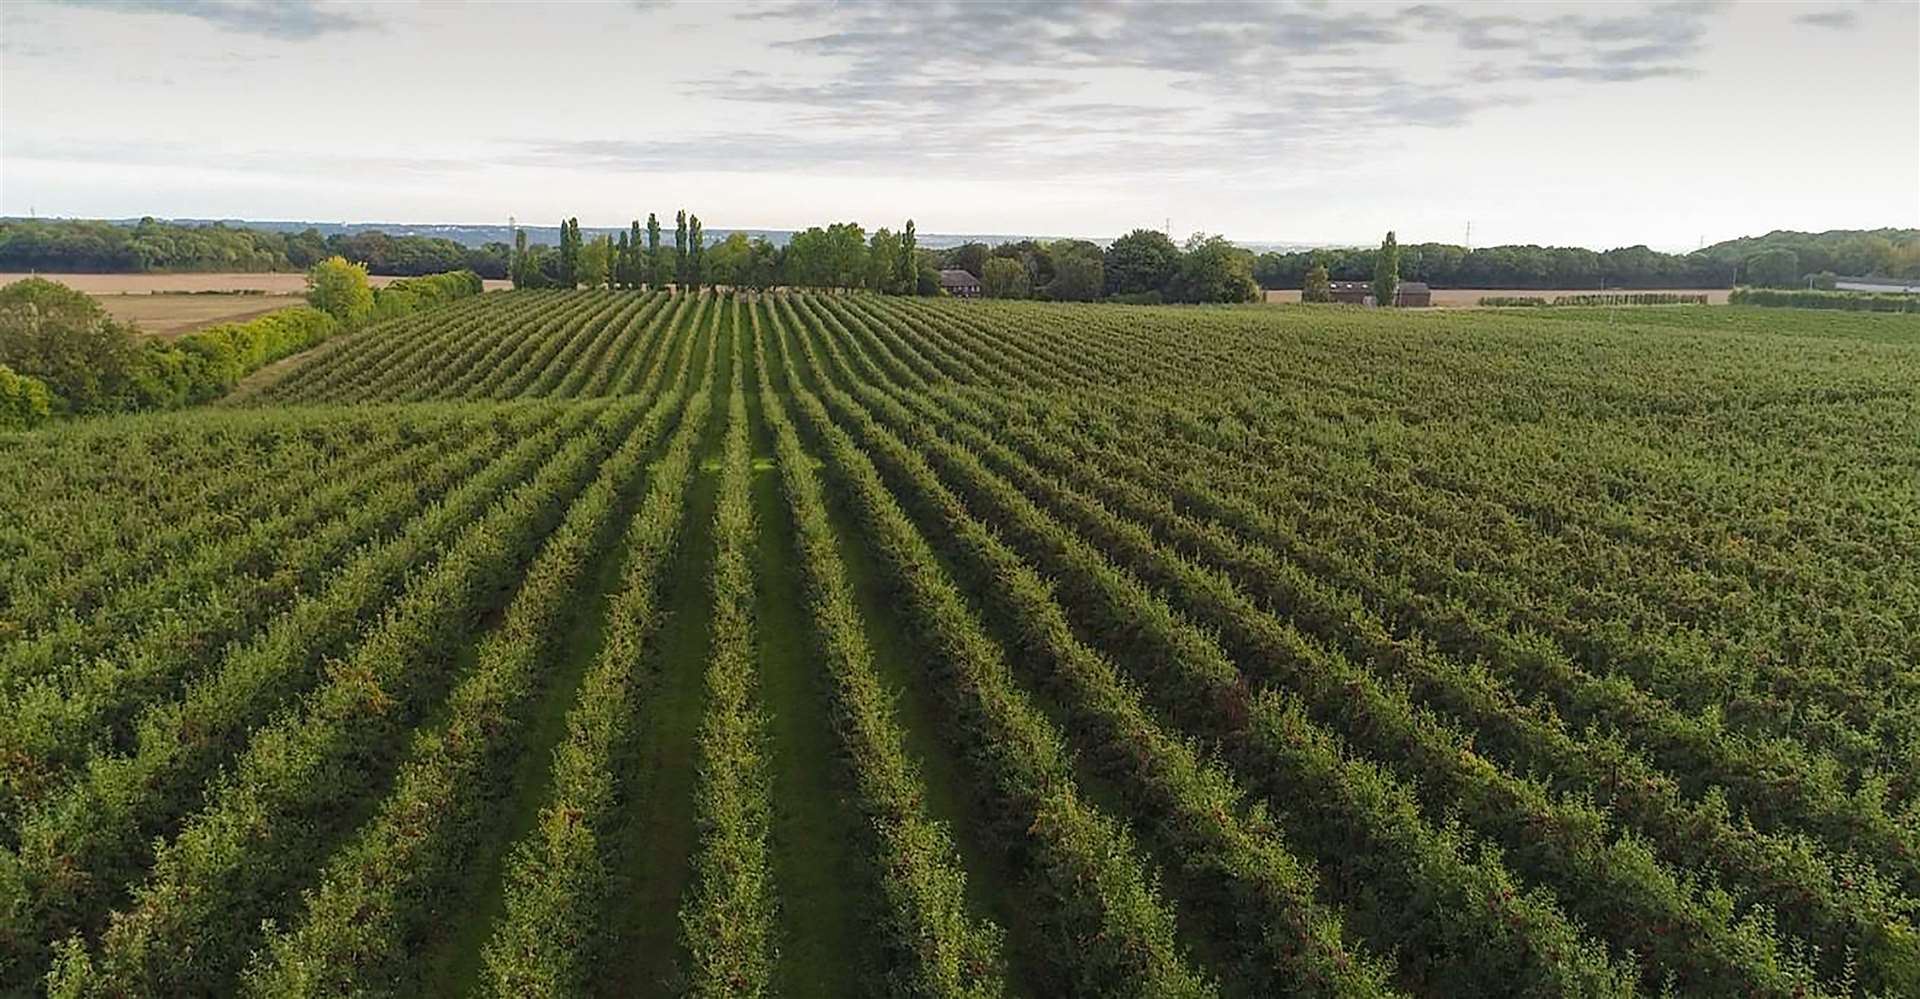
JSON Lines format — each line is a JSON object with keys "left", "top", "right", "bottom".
{"left": 1262, "top": 287, "right": 1732, "bottom": 306}
{"left": 0, "top": 272, "right": 512, "bottom": 294}
{"left": 96, "top": 293, "right": 304, "bottom": 337}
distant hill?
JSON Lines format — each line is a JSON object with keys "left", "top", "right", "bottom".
{"left": 19, "top": 217, "right": 1121, "bottom": 252}
{"left": 1693, "top": 228, "right": 1920, "bottom": 277}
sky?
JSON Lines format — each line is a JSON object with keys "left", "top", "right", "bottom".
{"left": 1, "top": 0, "right": 1915, "bottom": 250}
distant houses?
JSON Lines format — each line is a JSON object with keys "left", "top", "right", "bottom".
{"left": 1328, "top": 280, "right": 1431, "bottom": 307}
{"left": 939, "top": 268, "right": 983, "bottom": 298}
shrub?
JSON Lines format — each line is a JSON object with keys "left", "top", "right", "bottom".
{"left": 1730, "top": 287, "right": 1920, "bottom": 312}
{"left": 0, "top": 363, "right": 52, "bottom": 429}
{"left": 307, "top": 256, "right": 375, "bottom": 325}
{"left": 0, "top": 277, "right": 143, "bottom": 413}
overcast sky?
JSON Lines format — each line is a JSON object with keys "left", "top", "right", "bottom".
{"left": 2, "top": 0, "right": 1915, "bottom": 249}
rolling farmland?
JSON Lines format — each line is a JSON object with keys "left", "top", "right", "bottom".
{"left": 4, "top": 290, "right": 1919, "bottom": 998}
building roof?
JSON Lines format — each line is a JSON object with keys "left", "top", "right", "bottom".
{"left": 1328, "top": 280, "right": 1430, "bottom": 292}
{"left": 938, "top": 268, "right": 980, "bottom": 288}
{"left": 1834, "top": 277, "right": 1920, "bottom": 293}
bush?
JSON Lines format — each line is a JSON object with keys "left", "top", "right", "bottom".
{"left": 1550, "top": 293, "right": 1707, "bottom": 306}
{"left": 0, "top": 277, "right": 143, "bottom": 413}
{"left": 0, "top": 363, "right": 52, "bottom": 429}
{"left": 134, "top": 306, "right": 341, "bottom": 407}
{"left": 1730, "top": 287, "right": 1920, "bottom": 312}
{"left": 1478, "top": 296, "right": 1549, "bottom": 307}
{"left": 369, "top": 270, "right": 483, "bottom": 323}
{"left": 307, "top": 256, "right": 374, "bottom": 325}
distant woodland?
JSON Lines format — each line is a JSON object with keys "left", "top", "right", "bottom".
{"left": 3, "top": 216, "right": 1915, "bottom": 291}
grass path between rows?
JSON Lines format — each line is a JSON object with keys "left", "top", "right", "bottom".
{"left": 604, "top": 314, "right": 729, "bottom": 997}
{"left": 419, "top": 414, "right": 677, "bottom": 995}
{"left": 744, "top": 340, "right": 870, "bottom": 996}
{"left": 763, "top": 315, "right": 1038, "bottom": 994}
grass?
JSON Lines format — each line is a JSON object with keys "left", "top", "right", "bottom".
{"left": 601, "top": 314, "right": 728, "bottom": 998}
{"left": 415, "top": 409, "right": 679, "bottom": 996}
{"left": 743, "top": 343, "right": 871, "bottom": 996}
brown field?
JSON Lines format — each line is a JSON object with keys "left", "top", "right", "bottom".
{"left": 0, "top": 272, "right": 512, "bottom": 294}
{"left": 1262, "top": 287, "right": 1732, "bottom": 307}
{"left": 96, "top": 293, "right": 304, "bottom": 337}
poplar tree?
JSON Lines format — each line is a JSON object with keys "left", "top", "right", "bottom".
{"left": 616, "top": 230, "right": 631, "bottom": 289}
{"left": 674, "top": 210, "right": 688, "bottom": 289}
{"left": 511, "top": 228, "right": 530, "bottom": 289}
{"left": 897, "top": 218, "right": 917, "bottom": 294}
{"left": 647, "top": 213, "right": 664, "bottom": 289}
{"left": 1372, "top": 230, "right": 1399, "bottom": 307}
{"left": 558, "top": 217, "right": 580, "bottom": 288}
{"left": 629, "top": 220, "right": 643, "bottom": 288}
{"left": 688, "top": 214, "right": 705, "bottom": 292}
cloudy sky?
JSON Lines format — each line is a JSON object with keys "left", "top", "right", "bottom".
{"left": 2, "top": 0, "right": 1915, "bottom": 248}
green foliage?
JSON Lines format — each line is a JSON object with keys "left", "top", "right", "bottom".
{"left": 981, "top": 257, "right": 1030, "bottom": 299}
{"left": 1745, "top": 247, "right": 1802, "bottom": 287}
{"left": 1730, "top": 287, "right": 1920, "bottom": 312}
{"left": 675, "top": 210, "right": 689, "bottom": 287}
{"left": 0, "top": 276, "right": 143, "bottom": 413}
{"left": 1044, "top": 244, "right": 1104, "bottom": 302}
{"left": 648, "top": 213, "right": 668, "bottom": 288}
{"left": 306, "top": 255, "right": 374, "bottom": 325}
{"left": 1478, "top": 293, "right": 1708, "bottom": 307}
{"left": 0, "top": 362, "right": 52, "bottom": 429}
{"left": 579, "top": 234, "right": 612, "bottom": 290}
{"left": 1301, "top": 262, "right": 1332, "bottom": 303}
{"left": 1168, "top": 235, "right": 1260, "bottom": 303}
{"left": 139, "top": 306, "right": 340, "bottom": 406}
{"left": 688, "top": 215, "right": 705, "bottom": 292}
{"left": 1372, "top": 231, "right": 1400, "bottom": 307}
{"left": 785, "top": 222, "right": 868, "bottom": 290}
{"left": 1103, "top": 229, "right": 1180, "bottom": 297}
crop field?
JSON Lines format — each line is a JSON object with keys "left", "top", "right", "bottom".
{"left": 1261, "top": 288, "right": 1736, "bottom": 306}
{"left": 3, "top": 290, "right": 1918, "bottom": 998}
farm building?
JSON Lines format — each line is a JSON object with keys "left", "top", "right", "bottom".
{"left": 1834, "top": 276, "right": 1920, "bottom": 293}
{"left": 939, "top": 268, "right": 983, "bottom": 298}
{"left": 1328, "top": 280, "right": 1432, "bottom": 307}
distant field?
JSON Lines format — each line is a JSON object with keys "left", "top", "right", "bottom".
{"left": 94, "top": 292, "right": 302, "bottom": 337}
{"left": 0, "top": 271, "right": 512, "bottom": 294}
{"left": 1263, "top": 286, "right": 1733, "bottom": 306}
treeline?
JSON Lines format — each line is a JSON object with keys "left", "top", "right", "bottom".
{"left": 509, "top": 215, "right": 1261, "bottom": 303}
{"left": 510, "top": 212, "right": 944, "bottom": 296}
{"left": 0, "top": 218, "right": 511, "bottom": 279}
{"left": 0, "top": 261, "right": 482, "bottom": 424}
{"left": 1704, "top": 228, "right": 1920, "bottom": 287}
{"left": 1256, "top": 242, "right": 1734, "bottom": 291}
{"left": 1729, "top": 287, "right": 1920, "bottom": 313}
{"left": 933, "top": 230, "right": 1262, "bottom": 304}
{"left": 1256, "top": 229, "right": 1920, "bottom": 292}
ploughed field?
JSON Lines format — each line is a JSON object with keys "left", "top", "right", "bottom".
{"left": 3, "top": 290, "right": 1918, "bottom": 998}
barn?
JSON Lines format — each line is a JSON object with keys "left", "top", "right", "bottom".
{"left": 1328, "top": 280, "right": 1432, "bottom": 307}
{"left": 939, "top": 269, "right": 983, "bottom": 298}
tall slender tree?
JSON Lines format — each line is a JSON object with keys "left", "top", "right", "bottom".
{"left": 1372, "top": 230, "right": 1399, "bottom": 307}
{"left": 511, "top": 227, "right": 530, "bottom": 289}
{"left": 897, "top": 218, "right": 917, "bottom": 294}
{"left": 647, "top": 212, "right": 664, "bottom": 289}
{"left": 615, "top": 230, "right": 630, "bottom": 289}
{"left": 674, "top": 210, "right": 688, "bottom": 288}
{"left": 558, "top": 217, "right": 580, "bottom": 288}
{"left": 687, "top": 214, "right": 705, "bottom": 292}
{"left": 629, "top": 219, "right": 643, "bottom": 289}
